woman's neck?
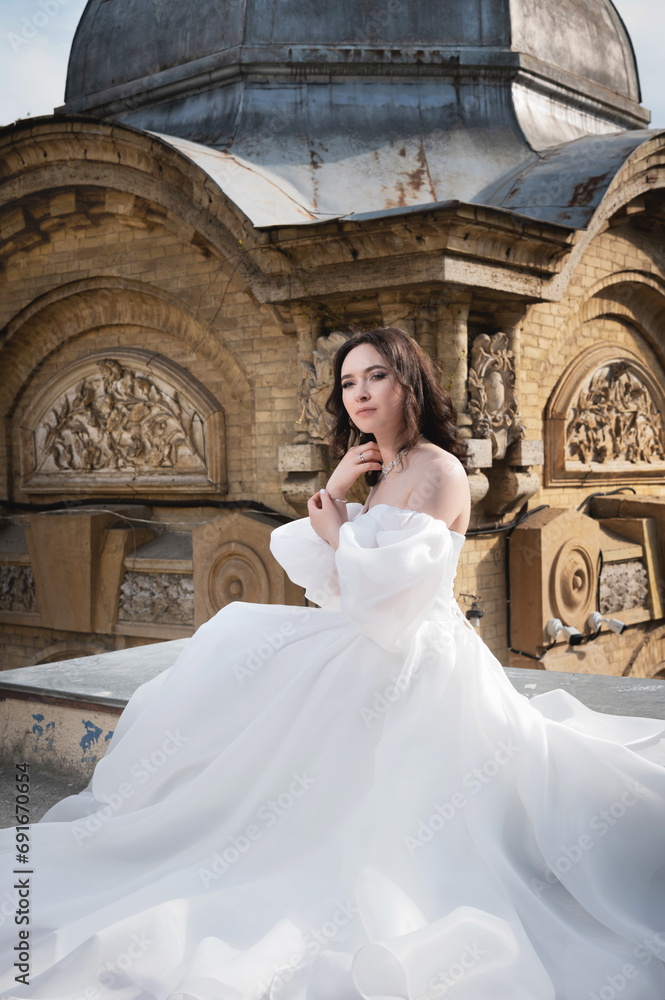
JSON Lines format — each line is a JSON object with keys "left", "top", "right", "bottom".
{"left": 373, "top": 434, "right": 402, "bottom": 466}
{"left": 373, "top": 428, "right": 416, "bottom": 465}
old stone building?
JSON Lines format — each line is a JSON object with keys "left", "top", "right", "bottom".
{"left": 1, "top": 0, "right": 665, "bottom": 679}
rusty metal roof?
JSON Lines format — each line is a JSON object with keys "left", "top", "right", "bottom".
{"left": 154, "top": 128, "right": 664, "bottom": 233}
{"left": 478, "top": 130, "right": 665, "bottom": 229}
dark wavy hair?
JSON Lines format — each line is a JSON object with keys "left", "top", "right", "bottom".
{"left": 325, "top": 327, "right": 471, "bottom": 486}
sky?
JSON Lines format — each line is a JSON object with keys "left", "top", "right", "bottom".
{"left": 0, "top": 0, "right": 663, "bottom": 129}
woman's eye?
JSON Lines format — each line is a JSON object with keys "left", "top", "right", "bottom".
{"left": 371, "top": 373, "right": 386, "bottom": 381}
{"left": 342, "top": 383, "right": 353, "bottom": 390}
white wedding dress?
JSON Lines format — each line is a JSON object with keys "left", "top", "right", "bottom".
{"left": 2, "top": 503, "right": 665, "bottom": 1000}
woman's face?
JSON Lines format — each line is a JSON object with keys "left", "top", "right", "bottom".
{"left": 340, "top": 343, "right": 406, "bottom": 440}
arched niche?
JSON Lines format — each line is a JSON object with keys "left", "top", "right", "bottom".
{"left": 545, "top": 343, "right": 665, "bottom": 487}
{"left": 20, "top": 349, "right": 226, "bottom": 495}
{"left": 1, "top": 278, "right": 251, "bottom": 499}
{"left": 624, "top": 625, "right": 665, "bottom": 680}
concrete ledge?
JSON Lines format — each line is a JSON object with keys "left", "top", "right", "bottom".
{"left": 2, "top": 640, "right": 664, "bottom": 718}
{"left": 1, "top": 640, "right": 665, "bottom": 786}
{"left": 506, "top": 668, "right": 665, "bottom": 720}
{"left": 0, "top": 639, "right": 188, "bottom": 708}
{"left": 0, "top": 641, "right": 187, "bottom": 775}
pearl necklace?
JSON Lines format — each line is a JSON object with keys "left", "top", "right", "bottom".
{"left": 381, "top": 447, "right": 409, "bottom": 481}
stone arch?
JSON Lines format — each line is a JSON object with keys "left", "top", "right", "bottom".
{"left": 1, "top": 277, "right": 250, "bottom": 412}
{"left": 544, "top": 342, "right": 665, "bottom": 487}
{"left": 549, "top": 133, "right": 665, "bottom": 300}
{"left": 623, "top": 625, "right": 665, "bottom": 679}
{"left": 35, "top": 641, "right": 113, "bottom": 665}
{"left": 0, "top": 279, "right": 251, "bottom": 499}
{"left": 562, "top": 272, "right": 665, "bottom": 365}
{"left": 0, "top": 120, "right": 266, "bottom": 294}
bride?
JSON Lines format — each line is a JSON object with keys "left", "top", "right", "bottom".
{"left": 1, "top": 327, "right": 665, "bottom": 1000}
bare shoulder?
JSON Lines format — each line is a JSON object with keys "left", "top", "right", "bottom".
{"left": 406, "top": 441, "right": 470, "bottom": 531}
{"left": 408, "top": 439, "right": 467, "bottom": 482}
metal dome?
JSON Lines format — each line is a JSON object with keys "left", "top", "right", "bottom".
{"left": 59, "top": 0, "right": 650, "bottom": 223}
{"left": 65, "top": 0, "right": 641, "bottom": 109}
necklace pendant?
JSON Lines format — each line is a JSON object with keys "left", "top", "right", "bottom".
{"left": 380, "top": 449, "right": 405, "bottom": 481}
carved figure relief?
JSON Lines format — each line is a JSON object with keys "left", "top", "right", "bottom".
{"left": 0, "top": 566, "right": 38, "bottom": 614}
{"left": 546, "top": 344, "right": 665, "bottom": 486}
{"left": 299, "top": 332, "right": 351, "bottom": 441}
{"left": 21, "top": 349, "right": 226, "bottom": 494}
{"left": 35, "top": 359, "right": 205, "bottom": 475}
{"left": 117, "top": 572, "right": 194, "bottom": 625}
{"left": 467, "top": 333, "right": 525, "bottom": 459}
{"left": 566, "top": 364, "right": 665, "bottom": 467}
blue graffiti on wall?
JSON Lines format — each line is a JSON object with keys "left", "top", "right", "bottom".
{"left": 79, "top": 720, "right": 115, "bottom": 761}
{"left": 31, "top": 713, "right": 55, "bottom": 750}
{"left": 80, "top": 719, "right": 103, "bottom": 757}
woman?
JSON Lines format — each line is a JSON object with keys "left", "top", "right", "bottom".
{"left": 1, "top": 327, "right": 665, "bottom": 999}
{"left": 308, "top": 326, "right": 471, "bottom": 544}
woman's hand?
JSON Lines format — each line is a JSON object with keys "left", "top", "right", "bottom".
{"left": 307, "top": 489, "right": 344, "bottom": 549}
{"left": 325, "top": 442, "right": 383, "bottom": 501}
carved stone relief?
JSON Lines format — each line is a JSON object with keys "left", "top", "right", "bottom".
{"left": 192, "top": 513, "right": 304, "bottom": 628}
{"left": 467, "top": 333, "right": 525, "bottom": 460}
{"left": 0, "top": 566, "right": 38, "bottom": 614}
{"left": 624, "top": 624, "right": 665, "bottom": 679}
{"left": 600, "top": 561, "right": 649, "bottom": 615}
{"left": 36, "top": 359, "right": 205, "bottom": 475}
{"left": 299, "top": 332, "right": 351, "bottom": 441}
{"left": 21, "top": 349, "right": 226, "bottom": 494}
{"left": 566, "top": 364, "right": 665, "bottom": 467}
{"left": 508, "top": 508, "right": 600, "bottom": 657}
{"left": 117, "top": 572, "right": 194, "bottom": 625}
{"left": 546, "top": 344, "right": 665, "bottom": 486}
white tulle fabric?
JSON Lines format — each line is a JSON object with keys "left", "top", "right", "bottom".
{"left": 2, "top": 503, "right": 665, "bottom": 1000}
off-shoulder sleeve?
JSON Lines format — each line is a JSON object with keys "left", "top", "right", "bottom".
{"left": 335, "top": 507, "right": 453, "bottom": 652}
{"left": 269, "top": 504, "right": 364, "bottom": 608}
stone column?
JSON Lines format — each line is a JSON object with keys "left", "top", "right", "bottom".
{"left": 433, "top": 293, "right": 473, "bottom": 427}
{"left": 431, "top": 292, "right": 491, "bottom": 509}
